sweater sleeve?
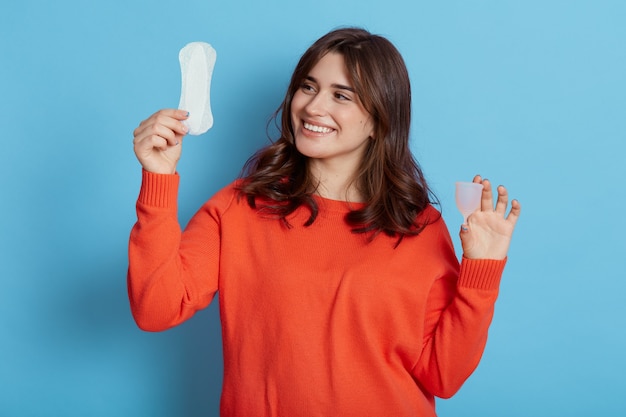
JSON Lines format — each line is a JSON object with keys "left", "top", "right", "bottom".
{"left": 127, "top": 170, "right": 222, "bottom": 331}
{"left": 411, "top": 220, "right": 506, "bottom": 398}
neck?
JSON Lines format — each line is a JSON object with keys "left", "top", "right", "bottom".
{"left": 308, "top": 161, "right": 363, "bottom": 202}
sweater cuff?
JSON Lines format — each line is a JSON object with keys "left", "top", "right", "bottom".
{"left": 137, "top": 169, "right": 180, "bottom": 208}
{"left": 457, "top": 257, "right": 507, "bottom": 291}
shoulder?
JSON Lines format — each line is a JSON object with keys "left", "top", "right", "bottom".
{"left": 417, "top": 204, "right": 443, "bottom": 223}
{"left": 410, "top": 204, "right": 456, "bottom": 254}
{"left": 416, "top": 204, "right": 447, "bottom": 235}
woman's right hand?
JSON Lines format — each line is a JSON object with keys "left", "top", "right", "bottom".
{"left": 133, "top": 109, "right": 190, "bottom": 174}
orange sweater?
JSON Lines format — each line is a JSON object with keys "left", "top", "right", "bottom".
{"left": 128, "top": 170, "right": 506, "bottom": 417}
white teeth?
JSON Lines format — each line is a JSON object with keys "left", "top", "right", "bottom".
{"left": 304, "top": 122, "right": 333, "bottom": 133}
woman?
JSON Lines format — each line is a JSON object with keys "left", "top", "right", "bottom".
{"left": 129, "top": 27, "right": 520, "bottom": 416}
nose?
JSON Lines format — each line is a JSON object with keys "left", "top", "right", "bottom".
{"left": 303, "top": 91, "right": 328, "bottom": 117}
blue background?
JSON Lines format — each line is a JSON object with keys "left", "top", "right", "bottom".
{"left": 1, "top": 1, "right": 624, "bottom": 416}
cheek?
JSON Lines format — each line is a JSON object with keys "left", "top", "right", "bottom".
{"left": 289, "top": 99, "right": 300, "bottom": 125}
{"left": 289, "top": 95, "right": 306, "bottom": 133}
{"left": 360, "top": 118, "right": 375, "bottom": 138}
{"left": 291, "top": 91, "right": 306, "bottom": 114}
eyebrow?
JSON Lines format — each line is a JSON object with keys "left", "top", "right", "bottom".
{"left": 305, "top": 76, "right": 355, "bottom": 92}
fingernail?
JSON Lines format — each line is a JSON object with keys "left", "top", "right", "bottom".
{"left": 461, "top": 226, "right": 468, "bottom": 232}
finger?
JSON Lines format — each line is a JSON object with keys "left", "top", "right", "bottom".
{"left": 135, "top": 119, "right": 188, "bottom": 152}
{"left": 473, "top": 174, "right": 482, "bottom": 184}
{"left": 136, "top": 108, "right": 187, "bottom": 127}
{"left": 151, "top": 112, "right": 189, "bottom": 137}
{"left": 135, "top": 117, "right": 188, "bottom": 146}
{"left": 134, "top": 122, "right": 178, "bottom": 147}
{"left": 480, "top": 179, "right": 494, "bottom": 211}
{"left": 494, "top": 185, "right": 509, "bottom": 216}
{"left": 506, "top": 199, "right": 522, "bottom": 225}
{"left": 160, "top": 108, "right": 190, "bottom": 120}
{"left": 135, "top": 109, "right": 189, "bottom": 136}
{"left": 136, "top": 133, "right": 170, "bottom": 153}
{"left": 148, "top": 108, "right": 190, "bottom": 123}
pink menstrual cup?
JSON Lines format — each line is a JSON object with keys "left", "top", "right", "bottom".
{"left": 455, "top": 182, "right": 484, "bottom": 223}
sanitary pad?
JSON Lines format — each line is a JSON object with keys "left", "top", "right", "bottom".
{"left": 178, "top": 42, "right": 217, "bottom": 135}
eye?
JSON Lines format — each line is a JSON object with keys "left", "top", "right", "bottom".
{"left": 334, "top": 91, "right": 351, "bottom": 101}
{"left": 300, "top": 83, "right": 316, "bottom": 94}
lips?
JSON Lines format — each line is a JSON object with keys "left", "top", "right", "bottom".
{"left": 303, "top": 122, "right": 334, "bottom": 134}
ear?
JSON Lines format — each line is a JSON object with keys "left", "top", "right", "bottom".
{"left": 367, "top": 120, "right": 376, "bottom": 139}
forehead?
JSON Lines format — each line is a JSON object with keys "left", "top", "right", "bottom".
{"left": 306, "top": 52, "right": 352, "bottom": 85}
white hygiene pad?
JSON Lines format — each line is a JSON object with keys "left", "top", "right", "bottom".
{"left": 178, "top": 42, "right": 217, "bottom": 135}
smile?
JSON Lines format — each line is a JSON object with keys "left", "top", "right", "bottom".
{"left": 303, "top": 122, "right": 334, "bottom": 134}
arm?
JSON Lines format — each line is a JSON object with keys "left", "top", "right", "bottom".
{"left": 127, "top": 109, "right": 219, "bottom": 331}
{"left": 413, "top": 178, "right": 520, "bottom": 397}
{"left": 127, "top": 171, "right": 220, "bottom": 331}
{"left": 412, "top": 255, "right": 505, "bottom": 398}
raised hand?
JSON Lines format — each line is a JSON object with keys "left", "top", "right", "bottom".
{"left": 460, "top": 175, "right": 521, "bottom": 260}
{"left": 133, "top": 109, "right": 189, "bottom": 174}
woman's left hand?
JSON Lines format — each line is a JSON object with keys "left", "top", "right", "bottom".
{"left": 460, "top": 175, "right": 521, "bottom": 260}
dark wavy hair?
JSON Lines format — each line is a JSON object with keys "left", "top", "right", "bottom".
{"left": 237, "top": 27, "right": 438, "bottom": 244}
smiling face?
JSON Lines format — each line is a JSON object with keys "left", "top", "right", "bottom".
{"left": 290, "top": 52, "right": 375, "bottom": 177}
